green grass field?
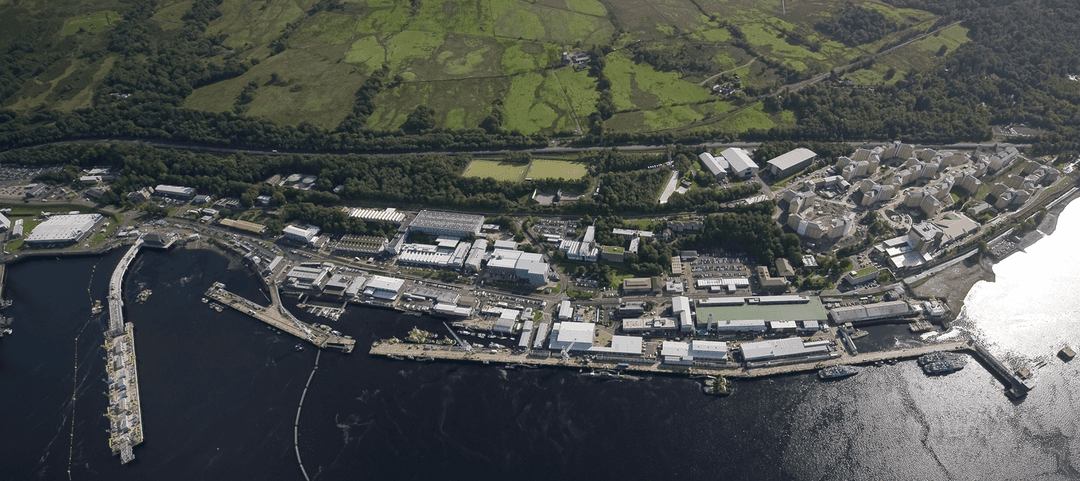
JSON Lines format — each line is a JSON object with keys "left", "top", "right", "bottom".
{"left": 715, "top": 103, "right": 775, "bottom": 133}
{"left": 61, "top": 11, "right": 118, "bottom": 35}
{"left": 526, "top": 159, "right": 588, "bottom": 179}
{"left": 605, "top": 51, "right": 711, "bottom": 114}
{"left": 463, "top": 159, "right": 530, "bottom": 181}
{"left": 185, "top": 47, "right": 368, "bottom": 129}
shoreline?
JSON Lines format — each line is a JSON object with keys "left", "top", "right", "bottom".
{"left": 911, "top": 184, "right": 1080, "bottom": 318}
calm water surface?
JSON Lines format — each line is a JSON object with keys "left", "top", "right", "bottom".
{"left": 4, "top": 202, "right": 1080, "bottom": 480}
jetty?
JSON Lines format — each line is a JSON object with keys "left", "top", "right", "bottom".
{"left": 369, "top": 340, "right": 969, "bottom": 379}
{"left": 969, "top": 342, "right": 1031, "bottom": 399}
{"left": 204, "top": 282, "right": 355, "bottom": 353}
{"left": 371, "top": 338, "right": 1031, "bottom": 399}
{"left": 104, "top": 239, "right": 145, "bottom": 463}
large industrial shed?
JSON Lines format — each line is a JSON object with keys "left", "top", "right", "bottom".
{"left": 24, "top": 214, "right": 103, "bottom": 246}
{"left": 766, "top": 148, "right": 817, "bottom": 178}
{"left": 408, "top": 210, "right": 484, "bottom": 238}
{"left": 828, "top": 301, "right": 912, "bottom": 324}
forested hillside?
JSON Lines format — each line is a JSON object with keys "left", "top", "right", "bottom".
{"left": 1, "top": 0, "right": 1080, "bottom": 152}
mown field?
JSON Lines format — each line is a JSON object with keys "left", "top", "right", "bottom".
{"left": 2, "top": 0, "right": 944, "bottom": 135}
{"left": 464, "top": 158, "right": 588, "bottom": 181}
{"left": 463, "top": 159, "right": 530, "bottom": 181}
{"left": 527, "top": 159, "right": 588, "bottom": 179}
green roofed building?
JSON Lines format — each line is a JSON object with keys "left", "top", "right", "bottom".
{"left": 695, "top": 296, "right": 828, "bottom": 329}
{"left": 602, "top": 245, "right": 625, "bottom": 262}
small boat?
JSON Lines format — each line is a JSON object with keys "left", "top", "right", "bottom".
{"left": 294, "top": 344, "right": 304, "bottom": 351}
{"left": 818, "top": 365, "right": 859, "bottom": 380}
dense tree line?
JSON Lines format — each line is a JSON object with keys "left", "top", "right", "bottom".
{"left": 626, "top": 42, "right": 716, "bottom": 78}
{"left": 690, "top": 202, "right": 800, "bottom": 268}
{"left": 586, "top": 46, "right": 616, "bottom": 135}
{"left": 815, "top": 5, "right": 900, "bottom": 47}
{"left": 3, "top": 143, "right": 759, "bottom": 228}
{"left": 765, "top": 74, "right": 994, "bottom": 143}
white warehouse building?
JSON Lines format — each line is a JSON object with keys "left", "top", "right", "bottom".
{"left": 154, "top": 184, "right": 196, "bottom": 200}
{"left": 24, "top": 213, "right": 103, "bottom": 246}
{"left": 283, "top": 225, "right": 319, "bottom": 244}
{"left": 698, "top": 152, "right": 729, "bottom": 178}
{"left": 548, "top": 322, "right": 595, "bottom": 352}
{"left": 486, "top": 250, "right": 550, "bottom": 285}
{"left": 720, "top": 147, "right": 759, "bottom": 178}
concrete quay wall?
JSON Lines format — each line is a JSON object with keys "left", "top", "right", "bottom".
{"left": 369, "top": 340, "right": 970, "bottom": 380}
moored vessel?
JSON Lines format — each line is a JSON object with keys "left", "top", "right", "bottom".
{"left": 817, "top": 365, "right": 859, "bottom": 380}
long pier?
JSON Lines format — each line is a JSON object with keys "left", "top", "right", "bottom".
{"left": 371, "top": 338, "right": 1029, "bottom": 399}
{"left": 104, "top": 240, "right": 145, "bottom": 464}
{"left": 369, "top": 340, "right": 969, "bottom": 379}
{"left": 204, "top": 282, "right": 355, "bottom": 353}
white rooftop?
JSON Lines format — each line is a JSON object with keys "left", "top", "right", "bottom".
{"left": 689, "top": 340, "right": 729, "bottom": 360}
{"left": 721, "top": 147, "right": 758, "bottom": 173}
{"left": 365, "top": 275, "right": 404, "bottom": 292}
{"left": 24, "top": 214, "right": 102, "bottom": 244}
{"left": 767, "top": 148, "right": 817, "bottom": 170}
{"left": 661, "top": 341, "right": 689, "bottom": 358}
{"left": 740, "top": 337, "right": 828, "bottom": 361}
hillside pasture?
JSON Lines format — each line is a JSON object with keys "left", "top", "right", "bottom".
{"left": 184, "top": 47, "right": 366, "bottom": 129}
{"left": 845, "top": 25, "right": 970, "bottom": 85}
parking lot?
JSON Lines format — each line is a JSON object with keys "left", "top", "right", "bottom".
{"left": 689, "top": 255, "right": 750, "bottom": 278}
{"left": 534, "top": 219, "right": 578, "bottom": 239}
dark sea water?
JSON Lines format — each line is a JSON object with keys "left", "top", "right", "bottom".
{"left": 5, "top": 203, "right": 1080, "bottom": 480}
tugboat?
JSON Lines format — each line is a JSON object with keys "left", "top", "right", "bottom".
{"left": 817, "top": 365, "right": 859, "bottom": 380}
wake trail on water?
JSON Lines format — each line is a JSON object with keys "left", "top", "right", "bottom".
{"left": 65, "top": 258, "right": 105, "bottom": 480}
{"left": 294, "top": 349, "right": 320, "bottom": 481}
